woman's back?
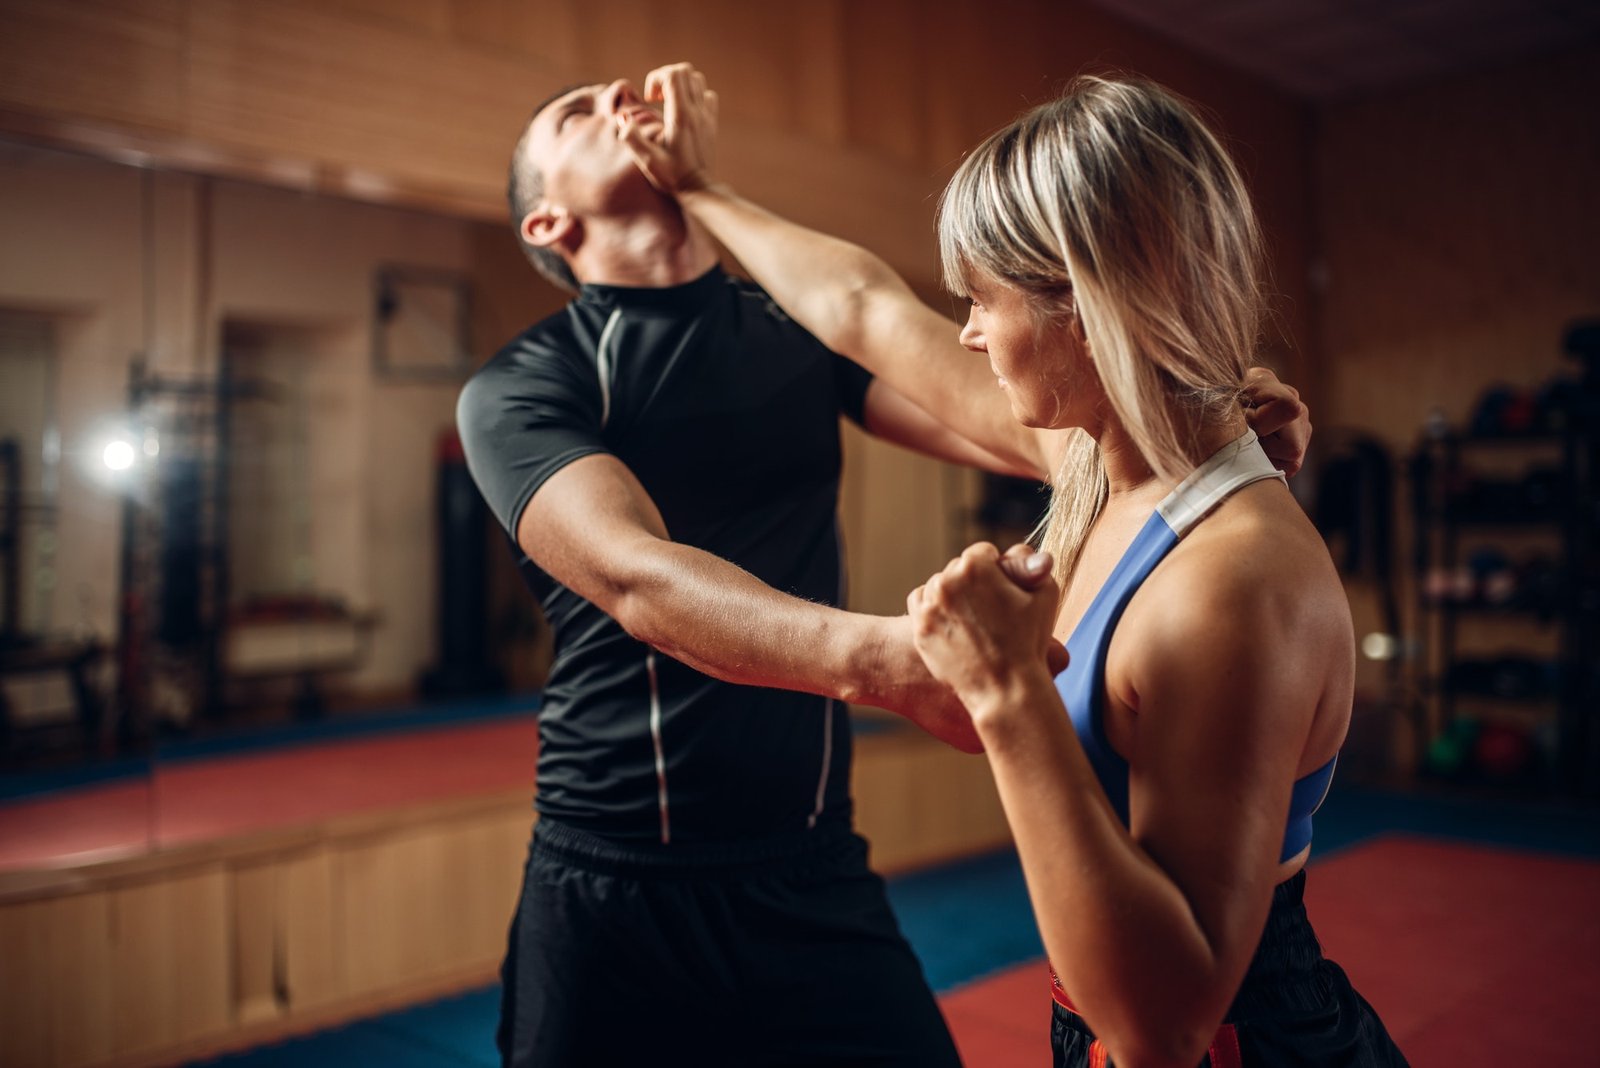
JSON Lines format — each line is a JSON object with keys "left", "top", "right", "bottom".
{"left": 1057, "top": 441, "right": 1354, "bottom": 885}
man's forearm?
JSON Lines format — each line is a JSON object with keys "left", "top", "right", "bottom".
{"left": 610, "top": 540, "right": 979, "bottom": 750}
{"left": 613, "top": 538, "right": 879, "bottom": 700}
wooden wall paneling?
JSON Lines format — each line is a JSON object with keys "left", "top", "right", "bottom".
{"left": 0, "top": 891, "right": 116, "bottom": 1068}
{"left": 842, "top": 434, "right": 962, "bottom": 616}
{"left": 447, "top": 809, "right": 528, "bottom": 965}
{"left": 335, "top": 829, "right": 408, "bottom": 995}
{"left": 853, "top": 729, "right": 1012, "bottom": 874}
{"left": 0, "top": 897, "right": 53, "bottom": 1067}
{"left": 788, "top": 0, "right": 848, "bottom": 147}
{"left": 852, "top": 732, "right": 919, "bottom": 872}
{"left": 50, "top": 892, "right": 117, "bottom": 1068}
{"left": 841, "top": 0, "right": 930, "bottom": 168}
{"left": 108, "top": 867, "right": 231, "bottom": 1058}
{"left": 571, "top": 0, "right": 667, "bottom": 90}
{"left": 656, "top": 1, "right": 782, "bottom": 127}
{"left": 156, "top": 866, "right": 233, "bottom": 1051}
{"left": 468, "top": 217, "right": 570, "bottom": 350}
{"left": 230, "top": 861, "right": 284, "bottom": 1027}
{"left": 0, "top": 1, "right": 186, "bottom": 134}
{"left": 714, "top": 119, "right": 946, "bottom": 291}
{"left": 320, "top": 0, "right": 455, "bottom": 38}
{"left": 416, "top": 821, "right": 489, "bottom": 974}
{"left": 916, "top": 0, "right": 1066, "bottom": 175}
{"left": 414, "top": 823, "right": 468, "bottom": 975}
{"left": 0, "top": 795, "right": 537, "bottom": 1067}
{"left": 182, "top": 1, "right": 554, "bottom": 200}
{"left": 905, "top": 739, "right": 1010, "bottom": 860}
{"left": 1316, "top": 43, "right": 1600, "bottom": 452}
{"left": 654, "top": 1, "right": 826, "bottom": 136}
{"left": 278, "top": 846, "right": 344, "bottom": 1014}
{"left": 449, "top": 0, "right": 584, "bottom": 68}
{"left": 335, "top": 822, "right": 485, "bottom": 994}
{"left": 110, "top": 877, "right": 176, "bottom": 1058}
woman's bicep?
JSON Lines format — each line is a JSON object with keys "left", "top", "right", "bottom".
{"left": 1120, "top": 579, "right": 1319, "bottom": 972}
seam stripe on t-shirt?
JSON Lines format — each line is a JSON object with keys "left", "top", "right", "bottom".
{"left": 595, "top": 308, "right": 622, "bottom": 428}
{"left": 646, "top": 651, "right": 670, "bottom": 844}
{"left": 808, "top": 699, "right": 833, "bottom": 830}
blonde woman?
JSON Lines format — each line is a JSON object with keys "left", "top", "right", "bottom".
{"left": 625, "top": 66, "right": 1405, "bottom": 1067}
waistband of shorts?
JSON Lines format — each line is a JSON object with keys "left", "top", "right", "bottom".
{"left": 531, "top": 816, "right": 865, "bottom": 879}
{"left": 1226, "top": 867, "right": 1336, "bottom": 1021}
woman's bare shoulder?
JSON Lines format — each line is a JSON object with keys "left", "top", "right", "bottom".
{"left": 1127, "top": 481, "right": 1352, "bottom": 659}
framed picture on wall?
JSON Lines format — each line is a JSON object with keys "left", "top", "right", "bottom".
{"left": 371, "top": 265, "right": 474, "bottom": 380}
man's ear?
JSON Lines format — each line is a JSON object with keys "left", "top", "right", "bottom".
{"left": 521, "top": 202, "right": 574, "bottom": 249}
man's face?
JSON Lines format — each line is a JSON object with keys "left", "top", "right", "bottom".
{"left": 524, "top": 80, "right": 664, "bottom": 215}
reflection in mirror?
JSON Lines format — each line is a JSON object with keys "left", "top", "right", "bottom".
{"left": 0, "top": 311, "right": 59, "bottom": 641}
{"left": 222, "top": 321, "right": 372, "bottom": 721}
{"left": 0, "top": 301, "right": 146, "bottom": 871}
{"left": 0, "top": 309, "right": 107, "bottom": 761}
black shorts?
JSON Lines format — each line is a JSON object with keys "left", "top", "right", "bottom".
{"left": 498, "top": 818, "right": 962, "bottom": 1068}
{"left": 1050, "top": 870, "right": 1409, "bottom": 1067}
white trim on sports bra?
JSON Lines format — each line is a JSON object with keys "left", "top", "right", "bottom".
{"left": 1155, "top": 429, "right": 1286, "bottom": 537}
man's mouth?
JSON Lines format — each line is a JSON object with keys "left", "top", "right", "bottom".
{"left": 619, "top": 105, "right": 661, "bottom": 125}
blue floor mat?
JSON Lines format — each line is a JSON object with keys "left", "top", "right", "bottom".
{"left": 887, "top": 848, "right": 1040, "bottom": 993}
{"left": 200, "top": 988, "right": 501, "bottom": 1068}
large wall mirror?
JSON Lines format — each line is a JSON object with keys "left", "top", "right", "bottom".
{"left": 0, "top": 137, "right": 558, "bottom": 872}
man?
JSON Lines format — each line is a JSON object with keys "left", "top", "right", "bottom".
{"left": 458, "top": 74, "right": 1310, "bottom": 1068}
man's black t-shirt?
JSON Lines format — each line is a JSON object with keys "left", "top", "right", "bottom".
{"left": 458, "top": 266, "right": 873, "bottom": 845}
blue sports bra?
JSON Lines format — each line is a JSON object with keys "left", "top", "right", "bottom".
{"left": 1056, "top": 430, "right": 1337, "bottom": 863}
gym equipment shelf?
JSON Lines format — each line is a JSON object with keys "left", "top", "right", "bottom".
{"left": 1408, "top": 338, "right": 1600, "bottom": 797}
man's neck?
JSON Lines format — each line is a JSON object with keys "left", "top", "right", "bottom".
{"left": 571, "top": 208, "right": 719, "bottom": 289}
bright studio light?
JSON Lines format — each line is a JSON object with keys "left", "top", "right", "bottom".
{"left": 1361, "top": 632, "right": 1399, "bottom": 661}
{"left": 101, "top": 438, "right": 137, "bottom": 471}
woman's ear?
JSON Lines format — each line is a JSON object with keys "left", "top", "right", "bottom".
{"left": 521, "top": 202, "right": 574, "bottom": 249}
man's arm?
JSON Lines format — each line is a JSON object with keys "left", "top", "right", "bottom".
{"left": 518, "top": 451, "right": 984, "bottom": 752}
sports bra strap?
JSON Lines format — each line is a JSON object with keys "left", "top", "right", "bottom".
{"left": 1155, "top": 430, "right": 1286, "bottom": 537}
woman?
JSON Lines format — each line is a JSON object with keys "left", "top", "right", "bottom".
{"left": 624, "top": 66, "right": 1405, "bottom": 1067}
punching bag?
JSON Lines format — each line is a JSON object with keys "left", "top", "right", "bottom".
{"left": 157, "top": 455, "right": 204, "bottom": 648}
{"left": 421, "top": 430, "right": 501, "bottom": 698}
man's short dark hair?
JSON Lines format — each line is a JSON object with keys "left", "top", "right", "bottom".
{"left": 508, "top": 85, "right": 587, "bottom": 294}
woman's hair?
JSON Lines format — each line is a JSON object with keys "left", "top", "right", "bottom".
{"left": 937, "top": 75, "right": 1266, "bottom": 583}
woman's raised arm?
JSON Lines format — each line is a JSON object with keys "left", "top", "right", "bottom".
{"left": 621, "top": 63, "right": 1055, "bottom": 479}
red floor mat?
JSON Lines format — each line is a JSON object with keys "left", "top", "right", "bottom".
{"left": 0, "top": 718, "right": 540, "bottom": 870}
{"left": 941, "top": 835, "right": 1600, "bottom": 1067}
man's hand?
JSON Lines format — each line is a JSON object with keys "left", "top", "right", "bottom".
{"left": 1241, "top": 366, "right": 1311, "bottom": 477}
{"left": 618, "top": 62, "right": 720, "bottom": 195}
{"left": 868, "top": 616, "right": 985, "bottom": 753}
{"left": 907, "top": 544, "right": 1066, "bottom": 724}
